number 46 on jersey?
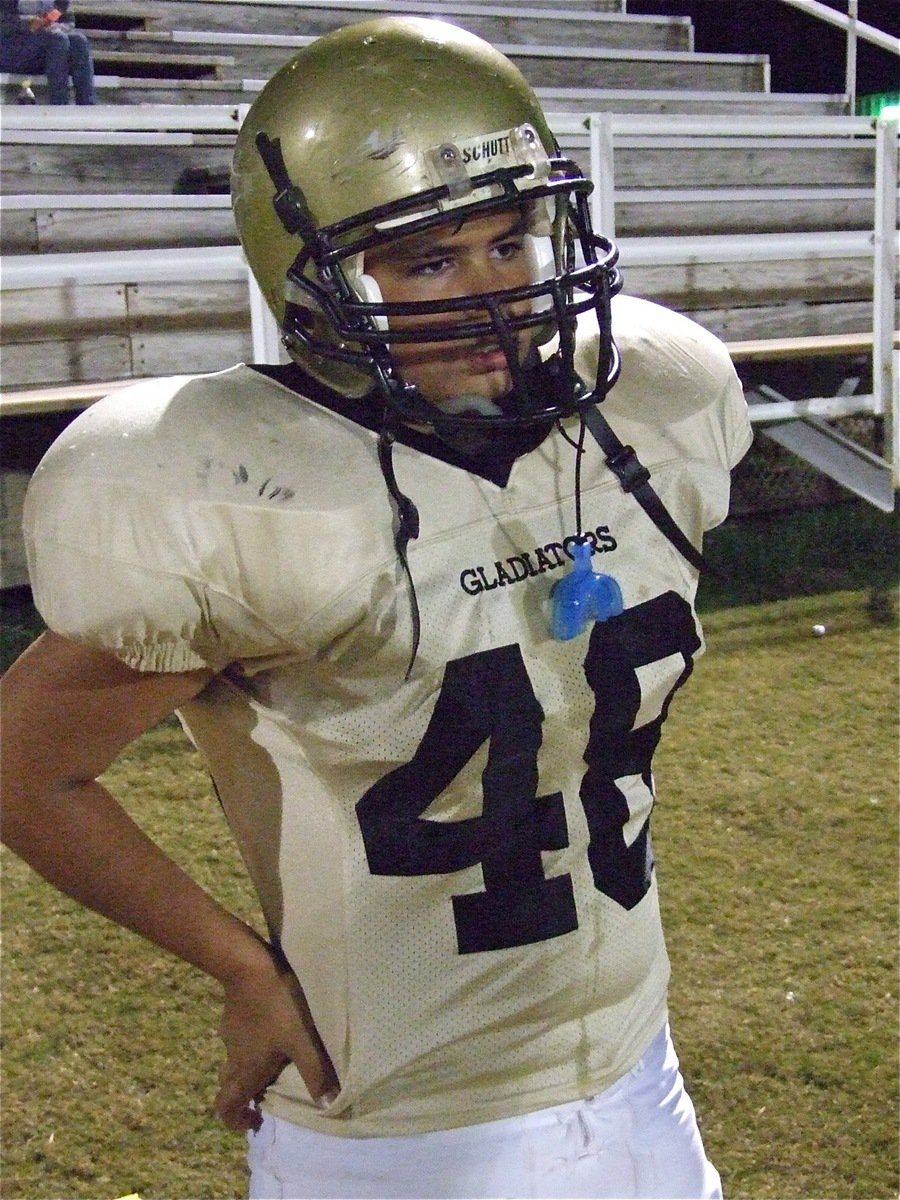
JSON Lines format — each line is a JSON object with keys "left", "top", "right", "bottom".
{"left": 357, "top": 591, "right": 700, "bottom": 954}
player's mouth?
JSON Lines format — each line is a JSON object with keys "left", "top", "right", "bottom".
{"left": 467, "top": 343, "right": 513, "bottom": 374}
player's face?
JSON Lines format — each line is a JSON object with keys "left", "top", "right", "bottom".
{"left": 364, "top": 209, "right": 534, "bottom": 415}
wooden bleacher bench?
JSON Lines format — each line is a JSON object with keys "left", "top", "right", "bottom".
{"left": 70, "top": 3, "right": 159, "bottom": 32}
{"left": 1, "top": 192, "right": 234, "bottom": 255}
{"left": 122, "top": 0, "right": 629, "bottom": 22}
{"left": 21, "top": 24, "right": 768, "bottom": 94}
{"left": 145, "top": 37, "right": 773, "bottom": 93}
{"left": 536, "top": 88, "right": 847, "bottom": 115}
{"left": 3, "top": 330, "right": 897, "bottom": 418}
{"left": 88, "top": 47, "right": 235, "bottom": 79}
{"left": 83, "top": 9, "right": 693, "bottom": 54}
{"left": 0, "top": 378, "right": 142, "bottom": 417}
{"left": 0, "top": 71, "right": 241, "bottom": 103}
{"left": 727, "top": 331, "right": 898, "bottom": 363}
{"left": 0, "top": 71, "right": 847, "bottom": 113}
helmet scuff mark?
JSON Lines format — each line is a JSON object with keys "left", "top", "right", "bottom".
{"left": 364, "top": 129, "right": 405, "bottom": 161}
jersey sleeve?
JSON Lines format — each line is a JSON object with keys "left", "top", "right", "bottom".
{"left": 23, "top": 380, "right": 304, "bottom": 674}
{"left": 697, "top": 364, "right": 753, "bottom": 533}
{"left": 708, "top": 342, "right": 753, "bottom": 474}
{"left": 599, "top": 295, "right": 753, "bottom": 531}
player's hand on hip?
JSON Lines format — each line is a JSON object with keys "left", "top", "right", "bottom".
{"left": 214, "top": 935, "right": 339, "bottom": 1132}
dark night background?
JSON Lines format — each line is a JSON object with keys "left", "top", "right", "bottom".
{"left": 626, "top": 1, "right": 899, "bottom": 97}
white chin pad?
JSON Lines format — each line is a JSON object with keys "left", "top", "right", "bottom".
{"left": 354, "top": 272, "right": 389, "bottom": 331}
{"left": 438, "top": 393, "right": 505, "bottom": 416}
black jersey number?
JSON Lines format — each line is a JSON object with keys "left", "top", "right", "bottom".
{"left": 355, "top": 644, "right": 577, "bottom": 953}
{"left": 580, "top": 590, "right": 701, "bottom": 910}
{"left": 356, "top": 591, "right": 700, "bottom": 953}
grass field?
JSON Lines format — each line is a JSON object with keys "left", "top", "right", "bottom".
{"left": 1, "top": 503, "right": 898, "bottom": 1199}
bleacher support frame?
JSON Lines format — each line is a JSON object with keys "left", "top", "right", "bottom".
{"left": 554, "top": 109, "right": 899, "bottom": 506}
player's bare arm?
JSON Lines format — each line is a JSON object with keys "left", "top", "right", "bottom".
{"left": 0, "top": 630, "right": 337, "bottom": 1131}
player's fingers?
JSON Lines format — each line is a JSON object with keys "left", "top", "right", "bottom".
{"left": 215, "top": 1096, "right": 262, "bottom": 1134}
{"left": 214, "top": 1053, "right": 285, "bottom": 1131}
{"left": 282, "top": 1030, "right": 339, "bottom": 1103}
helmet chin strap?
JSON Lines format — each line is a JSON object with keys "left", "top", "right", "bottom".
{"left": 429, "top": 393, "right": 507, "bottom": 452}
{"left": 374, "top": 369, "right": 556, "bottom": 679}
{"left": 377, "top": 422, "right": 421, "bottom": 680}
{"left": 428, "top": 379, "right": 560, "bottom": 456}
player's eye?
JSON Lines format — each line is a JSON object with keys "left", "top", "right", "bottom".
{"left": 491, "top": 237, "right": 526, "bottom": 261}
{"left": 407, "top": 255, "right": 453, "bottom": 277}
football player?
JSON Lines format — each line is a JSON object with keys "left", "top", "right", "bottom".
{"left": 1, "top": 18, "right": 751, "bottom": 1199}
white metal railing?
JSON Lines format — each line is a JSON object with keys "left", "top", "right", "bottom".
{"left": 776, "top": 0, "right": 900, "bottom": 114}
{"left": 0, "top": 245, "right": 244, "bottom": 289}
{"left": 872, "top": 115, "right": 900, "bottom": 479}
{"left": 0, "top": 103, "right": 243, "bottom": 132}
{"left": 0, "top": 193, "right": 232, "bottom": 210}
{"left": 548, "top": 111, "right": 895, "bottom": 230}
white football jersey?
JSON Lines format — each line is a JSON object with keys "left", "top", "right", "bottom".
{"left": 24, "top": 295, "right": 751, "bottom": 1136}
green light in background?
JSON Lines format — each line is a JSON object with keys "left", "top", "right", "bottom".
{"left": 856, "top": 91, "right": 900, "bottom": 118}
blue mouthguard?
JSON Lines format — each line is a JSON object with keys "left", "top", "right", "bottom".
{"left": 550, "top": 540, "right": 624, "bottom": 640}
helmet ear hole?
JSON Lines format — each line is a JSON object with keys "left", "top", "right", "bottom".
{"left": 354, "top": 273, "right": 389, "bottom": 331}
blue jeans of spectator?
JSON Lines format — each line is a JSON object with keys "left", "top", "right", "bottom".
{"left": 0, "top": 27, "right": 96, "bottom": 104}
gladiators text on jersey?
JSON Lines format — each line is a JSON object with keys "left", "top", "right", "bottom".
{"left": 459, "top": 525, "right": 617, "bottom": 596}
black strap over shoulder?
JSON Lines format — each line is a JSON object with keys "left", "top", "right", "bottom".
{"left": 583, "top": 406, "right": 712, "bottom": 576}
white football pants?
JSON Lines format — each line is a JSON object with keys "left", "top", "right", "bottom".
{"left": 247, "top": 1023, "right": 722, "bottom": 1199}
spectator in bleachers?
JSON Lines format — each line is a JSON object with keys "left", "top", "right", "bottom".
{"left": 0, "top": 0, "right": 95, "bottom": 104}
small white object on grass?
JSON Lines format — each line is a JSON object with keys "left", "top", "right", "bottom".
{"left": 812, "top": 624, "right": 826, "bottom": 637}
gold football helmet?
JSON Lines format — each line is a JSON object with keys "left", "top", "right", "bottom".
{"left": 232, "top": 17, "right": 622, "bottom": 431}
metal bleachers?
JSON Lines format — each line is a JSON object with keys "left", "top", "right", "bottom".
{"left": 77, "top": 31, "right": 769, "bottom": 93}
{"left": 87, "top": 1, "right": 695, "bottom": 53}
